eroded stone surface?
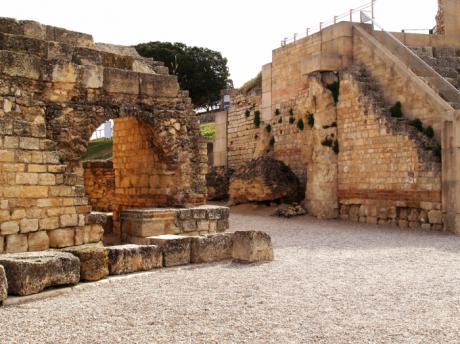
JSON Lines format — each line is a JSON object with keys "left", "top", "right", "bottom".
{"left": 229, "top": 157, "right": 302, "bottom": 204}
{"left": 232, "top": 231, "right": 274, "bottom": 263}
{"left": 0, "top": 265, "right": 7, "bottom": 304}
{"left": 147, "top": 235, "right": 191, "bottom": 267}
{"left": 62, "top": 243, "right": 108, "bottom": 281}
{"left": 190, "top": 233, "right": 233, "bottom": 263}
{"left": 0, "top": 251, "right": 80, "bottom": 296}
{"left": 106, "top": 244, "right": 162, "bottom": 275}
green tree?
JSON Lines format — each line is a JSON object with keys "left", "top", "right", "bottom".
{"left": 135, "top": 42, "right": 233, "bottom": 110}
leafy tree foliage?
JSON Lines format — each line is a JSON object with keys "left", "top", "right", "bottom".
{"left": 135, "top": 42, "right": 233, "bottom": 110}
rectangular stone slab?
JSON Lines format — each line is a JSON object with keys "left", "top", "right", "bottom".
{"left": 0, "top": 265, "right": 7, "bottom": 304}
{"left": 147, "top": 235, "right": 192, "bottom": 267}
{"left": 232, "top": 231, "right": 274, "bottom": 263}
{"left": 105, "top": 244, "right": 162, "bottom": 275}
{"left": 190, "top": 233, "right": 233, "bottom": 264}
{"left": 0, "top": 251, "right": 80, "bottom": 296}
{"left": 62, "top": 243, "right": 109, "bottom": 282}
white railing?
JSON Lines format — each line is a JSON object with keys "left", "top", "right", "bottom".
{"left": 280, "top": 0, "right": 375, "bottom": 47}
{"left": 359, "top": 11, "right": 460, "bottom": 108}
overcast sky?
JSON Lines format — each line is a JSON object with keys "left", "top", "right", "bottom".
{"left": 3, "top": 0, "right": 438, "bottom": 87}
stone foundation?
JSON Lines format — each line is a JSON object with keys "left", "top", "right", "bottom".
{"left": 120, "top": 205, "right": 230, "bottom": 244}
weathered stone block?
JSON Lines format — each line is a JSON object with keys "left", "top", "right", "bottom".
{"left": 232, "top": 231, "right": 274, "bottom": 263}
{"left": 19, "top": 218, "right": 39, "bottom": 233}
{"left": 89, "top": 224, "right": 104, "bottom": 243}
{"left": 103, "top": 68, "right": 139, "bottom": 94}
{"left": 139, "top": 74, "right": 178, "bottom": 98}
{"left": 62, "top": 244, "right": 108, "bottom": 281}
{"left": 190, "top": 233, "right": 233, "bottom": 264}
{"left": 5, "top": 234, "right": 28, "bottom": 253}
{"left": 1, "top": 221, "right": 19, "bottom": 235}
{"left": 49, "top": 228, "right": 75, "bottom": 248}
{"left": 0, "top": 265, "right": 7, "bottom": 304}
{"left": 60, "top": 214, "right": 78, "bottom": 227}
{"left": 28, "top": 231, "right": 49, "bottom": 251}
{"left": 428, "top": 210, "right": 442, "bottom": 224}
{"left": 106, "top": 244, "right": 162, "bottom": 275}
{"left": 147, "top": 235, "right": 192, "bottom": 267}
{"left": 0, "top": 251, "right": 80, "bottom": 296}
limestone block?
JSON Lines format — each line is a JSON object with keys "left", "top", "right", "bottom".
{"left": 139, "top": 74, "right": 179, "bottom": 98}
{"left": 20, "top": 218, "right": 39, "bottom": 233}
{"left": 147, "top": 235, "right": 192, "bottom": 267}
{"left": 62, "top": 244, "right": 108, "bottom": 281}
{"left": 0, "top": 265, "right": 7, "bottom": 304}
{"left": 28, "top": 231, "right": 49, "bottom": 251}
{"left": 0, "top": 251, "right": 80, "bottom": 296}
{"left": 39, "top": 216, "right": 60, "bottom": 230}
{"left": 428, "top": 210, "right": 443, "bottom": 224}
{"left": 232, "top": 231, "right": 274, "bottom": 263}
{"left": 216, "top": 219, "right": 229, "bottom": 232}
{"left": 103, "top": 68, "right": 139, "bottom": 95}
{"left": 1, "top": 221, "right": 19, "bottom": 235}
{"left": 5, "top": 234, "right": 28, "bottom": 253}
{"left": 106, "top": 244, "right": 162, "bottom": 275}
{"left": 190, "top": 233, "right": 233, "bottom": 264}
{"left": 89, "top": 224, "right": 104, "bottom": 243}
{"left": 60, "top": 214, "right": 78, "bottom": 227}
{"left": 49, "top": 228, "right": 75, "bottom": 248}
{"left": 0, "top": 236, "right": 3, "bottom": 253}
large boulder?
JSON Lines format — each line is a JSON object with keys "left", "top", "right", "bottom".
{"left": 232, "top": 231, "right": 274, "bottom": 263}
{"left": 0, "top": 265, "right": 7, "bottom": 304}
{"left": 62, "top": 243, "right": 109, "bottom": 281}
{"left": 0, "top": 251, "right": 80, "bottom": 296}
{"left": 148, "top": 235, "right": 192, "bottom": 267}
{"left": 229, "top": 157, "right": 302, "bottom": 204}
{"left": 106, "top": 244, "right": 162, "bottom": 275}
{"left": 190, "top": 233, "right": 233, "bottom": 264}
{"left": 206, "top": 166, "right": 233, "bottom": 201}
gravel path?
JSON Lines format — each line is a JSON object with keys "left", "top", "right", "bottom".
{"left": 1, "top": 204, "right": 460, "bottom": 344}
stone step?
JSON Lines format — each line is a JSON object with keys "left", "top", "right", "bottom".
{"left": 190, "top": 233, "right": 233, "bottom": 264}
{"left": 232, "top": 231, "right": 274, "bottom": 263}
{"left": 105, "top": 244, "right": 162, "bottom": 275}
{"left": 62, "top": 243, "right": 109, "bottom": 282}
{"left": 0, "top": 251, "right": 80, "bottom": 296}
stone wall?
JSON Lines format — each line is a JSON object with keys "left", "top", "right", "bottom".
{"left": 337, "top": 68, "right": 442, "bottom": 229}
{"left": 83, "top": 160, "right": 115, "bottom": 212}
{"left": 0, "top": 17, "right": 207, "bottom": 253}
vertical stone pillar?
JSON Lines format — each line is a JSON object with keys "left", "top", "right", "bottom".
{"left": 213, "top": 111, "right": 228, "bottom": 167}
{"left": 261, "top": 63, "right": 272, "bottom": 122}
{"left": 442, "top": 111, "right": 460, "bottom": 234}
{"left": 436, "top": 0, "right": 460, "bottom": 37}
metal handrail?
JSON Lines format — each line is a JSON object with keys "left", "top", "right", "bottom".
{"left": 360, "top": 11, "right": 460, "bottom": 107}
{"left": 281, "top": 0, "right": 375, "bottom": 47}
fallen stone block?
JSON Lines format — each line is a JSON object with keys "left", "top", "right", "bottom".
{"left": 190, "top": 233, "right": 233, "bottom": 264}
{"left": 62, "top": 243, "right": 109, "bottom": 281}
{"left": 0, "top": 251, "right": 80, "bottom": 296}
{"left": 232, "top": 231, "right": 274, "bottom": 263}
{"left": 106, "top": 244, "right": 162, "bottom": 275}
{"left": 147, "top": 235, "right": 192, "bottom": 267}
{"left": 0, "top": 265, "right": 7, "bottom": 305}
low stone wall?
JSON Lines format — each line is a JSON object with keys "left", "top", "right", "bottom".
{"left": 120, "top": 205, "right": 230, "bottom": 244}
{"left": 83, "top": 160, "right": 115, "bottom": 212}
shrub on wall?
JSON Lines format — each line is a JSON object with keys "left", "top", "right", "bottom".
{"left": 332, "top": 140, "right": 339, "bottom": 154}
{"left": 245, "top": 109, "right": 251, "bottom": 117}
{"left": 307, "top": 113, "right": 315, "bottom": 128}
{"left": 326, "top": 81, "right": 340, "bottom": 104}
{"left": 297, "top": 119, "right": 304, "bottom": 131}
{"left": 265, "top": 124, "right": 272, "bottom": 133}
{"left": 289, "top": 116, "right": 295, "bottom": 124}
{"left": 424, "top": 126, "right": 434, "bottom": 138}
{"left": 289, "top": 108, "right": 294, "bottom": 117}
{"left": 409, "top": 118, "right": 423, "bottom": 131}
{"left": 254, "top": 110, "right": 261, "bottom": 127}
{"left": 390, "top": 101, "right": 403, "bottom": 118}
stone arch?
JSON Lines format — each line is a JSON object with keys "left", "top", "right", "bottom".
{"left": 0, "top": 18, "right": 207, "bottom": 252}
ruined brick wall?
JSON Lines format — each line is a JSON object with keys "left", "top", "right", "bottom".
{"left": 337, "top": 69, "right": 443, "bottom": 229}
{"left": 0, "top": 17, "right": 207, "bottom": 253}
{"left": 83, "top": 160, "right": 115, "bottom": 212}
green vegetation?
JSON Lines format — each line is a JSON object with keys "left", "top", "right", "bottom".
{"left": 390, "top": 101, "right": 403, "bottom": 118}
{"left": 275, "top": 108, "right": 281, "bottom": 116}
{"left": 289, "top": 117, "right": 295, "bottom": 124}
{"left": 323, "top": 122, "right": 337, "bottom": 129}
{"left": 81, "top": 138, "right": 113, "bottom": 161}
{"left": 321, "top": 136, "right": 334, "bottom": 147}
{"left": 409, "top": 118, "right": 424, "bottom": 131}
{"left": 297, "top": 118, "right": 304, "bottom": 131}
{"left": 265, "top": 124, "right": 272, "bottom": 133}
{"left": 424, "top": 126, "right": 434, "bottom": 138}
{"left": 307, "top": 113, "right": 315, "bottom": 128}
{"left": 327, "top": 81, "right": 340, "bottom": 104}
{"left": 289, "top": 108, "right": 294, "bottom": 117}
{"left": 135, "top": 42, "right": 232, "bottom": 110}
{"left": 245, "top": 109, "right": 251, "bottom": 117}
{"left": 332, "top": 140, "right": 339, "bottom": 154}
{"left": 200, "top": 122, "right": 216, "bottom": 140}
{"left": 240, "top": 72, "right": 262, "bottom": 95}
{"left": 254, "top": 110, "right": 261, "bottom": 127}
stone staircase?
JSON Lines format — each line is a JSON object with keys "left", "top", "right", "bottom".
{"left": 347, "top": 65, "right": 442, "bottom": 165}
{"left": 412, "top": 46, "right": 460, "bottom": 109}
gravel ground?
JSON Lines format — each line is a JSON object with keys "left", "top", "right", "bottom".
{"left": 1, "top": 204, "right": 460, "bottom": 344}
